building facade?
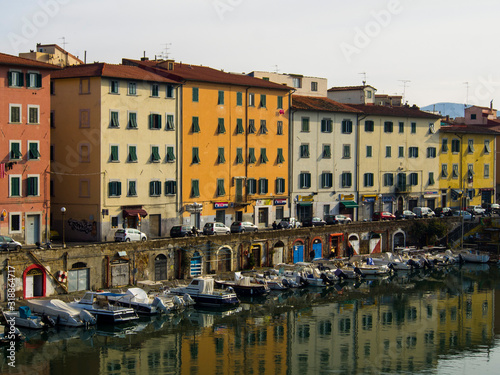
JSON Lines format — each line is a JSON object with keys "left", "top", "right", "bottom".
{"left": 249, "top": 71, "right": 328, "bottom": 97}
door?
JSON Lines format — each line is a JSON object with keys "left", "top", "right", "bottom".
{"left": 190, "top": 252, "right": 202, "bottom": 276}
{"left": 235, "top": 178, "right": 243, "bottom": 202}
{"left": 258, "top": 207, "right": 268, "bottom": 228}
{"left": 293, "top": 244, "right": 304, "bottom": 263}
{"left": 369, "top": 234, "right": 382, "bottom": 254}
{"left": 312, "top": 241, "right": 322, "bottom": 260}
{"left": 111, "top": 262, "right": 129, "bottom": 287}
{"left": 68, "top": 268, "right": 89, "bottom": 292}
{"left": 273, "top": 246, "right": 284, "bottom": 265}
{"left": 191, "top": 213, "right": 201, "bottom": 229}
{"left": 155, "top": 254, "right": 168, "bottom": 281}
{"left": 236, "top": 211, "right": 243, "bottom": 221}
{"left": 149, "top": 214, "right": 161, "bottom": 238}
{"left": 217, "top": 248, "right": 231, "bottom": 273}
{"left": 348, "top": 235, "right": 359, "bottom": 255}
{"left": 25, "top": 275, "right": 34, "bottom": 298}
{"left": 215, "top": 210, "right": 225, "bottom": 224}
{"left": 25, "top": 269, "right": 44, "bottom": 298}
{"left": 26, "top": 214, "right": 40, "bottom": 244}
{"left": 330, "top": 235, "right": 343, "bottom": 257}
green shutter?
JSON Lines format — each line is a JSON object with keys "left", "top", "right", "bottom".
{"left": 277, "top": 148, "right": 285, "bottom": 164}
{"left": 217, "top": 179, "right": 225, "bottom": 196}
{"left": 29, "top": 143, "right": 40, "bottom": 159}
{"left": 149, "top": 114, "right": 153, "bottom": 129}
{"left": 218, "top": 91, "right": 224, "bottom": 105}
{"left": 110, "top": 112, "right": 119, "bottom": 127}
{"left": 129, "top": 113, "right": 137, "bottom": 128}
{"left": 248, "top": 120, "right": 256, "bottom": 133}
{"left": 128, "top": 146, "right": 137, "bottom": 162}
{"left": 128, "top": 181, "right": 136, "bottom": 196}
{"left": 249, "top": 148, "right": 256, "bottom": 163}
{"left": 236, "top": 118, "right": 244, "bottom": 134}
{"left": 18, "top": 72, "right": 24, "bottom": 87}
{"left": 151, "top": 146, "right": 160, "bottom": 161}
{"left": 166, "top": 146, "right": 175, "bottom": 162}
{"left": 260, "top": 120, "right": 268, "bottom": 134}
{"left": 11, "top": 143, "right": 22, "bottom": 159}
{"left": 277, "top": 96, "right": 283, "bottom": 109}
{"left": 11, "top": 177, "right": 20, "bottom": 196}
{"left": 217, "top": 118, "right": 225, "bottom": 134}
{"left": 192, "top": 117, "right": 200, "bottom": 133}
{"left": 36, "top": 73, "right": 42, "bottom": 88}
{"left": 192, "top": 147, "right": 200, "bottom": 164}
{"left": 260, "top": 95, "right": 266, "bottom": 107}
{"left": 260, "top": 148, "right": 268, "bottom": 163}
{"left": 236, "top": 148, "right": 243, "bottom": 164}
{"left": 27, "top": 176, "right": 38, "bottom": 196}
{"left": 236, "top": 92, "right": 243, "bottom": 106}
{"left": 7, "top": 71, "right": 12, "bottom": 86}
{"left": 192, "top": 87, "right": 199, "bottom": 102}
{"left": 149, "top": 181, "right": 154, "bottom": 195}
{"left": 191, "top": 180, "right": 199, "bottom": 197}
{"left": 166, "top": 114, "right": 174, "bottom": 130}
{"left": 111, "top": 145, "right": 118, "bottom": 161}
{"left": 218, "top": 148, "right": 225, "bottom": 164}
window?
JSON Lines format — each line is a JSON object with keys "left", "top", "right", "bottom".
{"left": 485, "top": 140, "right": 491, "bottom": 153}
{"left": 128, "top": 112, "right": 138, "bottom": 128}
{"left": 166, "top": 146, "right": 175, "bottom": 162}
{"left": 411, "top": 122, "right": 416, "bottom": 134}
{"left": 192, "top": 117, "right": 200, "bottom": 133}
{"left": 467, "top": 164, "right": 474, "bottom": 182}
{"left": 323, "top": 144, "right": 331, "bottom": 158}
{"left": 26, "top": 141, "right": 40, "bottom": 160}
{"left": 191, "top": 180, "right": 200, "bottom": 197}
{"left": 471, "top": 113, "right": 477, "bottom": 120}
{"left": 236, "top": 148, "right": 244, "bottom": 164}
{"left": 428, "top": 172, "right": 435, "bottom": 185}
{"left": 249, "top": 93, "right": 255, "bottom": 107}
{"left": 364, "top": 173, "right": 374, "bottom": 187}
{"left": 277, "top": 148, "right": 285, "bottom": 164}
{"left": 218, "top": 90, "right": 224, "bottom": 105}
{"left": 292, "top": 77, "right": 302, "bottom": 88}
{"left": 166, "top": 84, "right": 175, "bottom": 98}
{"left": 79, "top": 78, "right": 90, "bottom": 94}
{"left": 110, "top": 145, "right": 119, "bottom": 162}
{"left": 260, "top": 148, "right": 268, "bottom": 163}
{"left": 236, "top": 92, "right": 243, "bottom": 106}
{"left": 451, "top": 139, "right": 460, "bottom": 153}
{"left": 258, "top": 178, "right": 268, "bottom": 194}
{"left": 110, "top": 111, "right": 119, "bottom": 128}
{"left": 192, "top": 87, "right": 199, "bottom": 102}
{"left": 248, "top": 148, "right": 256, "bottom": 163}
{"left": 217, "top": 179, "right": 225, "bottom": 196}
{"left": 260, "top": 94, "right": 266, "bottom": 108}
{"left": 10, "top": 141, "right": 22, "bottom": 160}
{"left": 27, "top": 176, "right": 39, "bottom": 196}
{"left": 151, "top": 83, "right": 159, "bottom": 97}
{"left": 236, "top": 118, "right": 244, "bottom": 134}
{"left": 247, "top": 178, "right": 257, "bottom": 195}
{"left": 127, "top": 180, "right": 137, "bottom": 196}
{"left": 409, "top": 147, "right": 419, "bottom": 158}
{"left": 365, "top": 120, "right": 374, "bottom": 132}
{"left": 277, "top": 121, "right": 283, "bottom": 135}
{"left": 8, "top": 71, "right": 23, "bottom": 87}
{"left": 165, "top": 180, "right": 176, "bottom": 195}
{"left": 383, "top": 173, "right": 393, "bottom": 186}
{"left": 342, "top": 119, "right": 353, "bottom": 133}
{"left": 248, "top": 119, "right": 256, "bottom": 134}
{"left": 300, "top": 144, "right": 310, "bottom": 158}
{"left": 149, "top": 114, "right": 162, "bottom": 129}
{"left": 110, "top": 80, "right": 119, "bottom": 94}
{"left": 321, "top": 172, "right": 333, "bottom": 188}
{"left": 427, "top": 147, "right": 436, "bottom": 158}
{"left": 467, "top": 139, "right": 474, "bottom": 153}
{"left": 9, "top": 104, "right": 21, "bottom": 123}
{"left": 398, "top": 146, "right": 404, "bottom": 157}
{"left": 192, "top": 147, "right": 200, "bottom": 164}
{"left": 166, "top": 114, "right": 174, "bottom": 130}
{"left": 79, "top": 144, "right": 90, "bottom": 162}
{"left": 366, "top": 145, "right": 372, "bottom": 157}
{"left": 28, "top": 105, "right": 39, "bottom": 124}
{"left": 50, "top": 145, "right": 54, "bottom": 161}
{"left": 409, "top": 173, "right": 418, "bottom": 186}
{"left": 385, "top": 146, "right": 391, "bottom": 158}
{"left": 452, "top": 164, "right": 459, "bottom": 178}
{"left": 384, "top": 121, "right": 393, "bottom": 133}
{"left": 217, "top": 118, "right": 225, "bottom": 134}
{"left": 321, "top": 119, "right": 332, "bottom": 133}
{"left": 217, "top": 147, "right": 225, "bottom": 164}
{"left": 341, "top": 172, "right": 352, "bottom": 188}
{"left": 442, "top": 138, "right": 448, "bottom": 153}
{"left": 311, "top": 81, "right": 318, "bottom": 91}
{"left": 441, "top": 164, "right": 448, "bottom": 178}
{"left": 111, "top": 216, "right": 119, "bottom": 228}
{"left": 149, "top": 180, "right": 162, "bottom": 196}
{"left": 301, "top": 117, "right": 310, "bottom": 132}
{"left": 79, "top": 109, "right": 90, "bottom": 128}
{"left": 9, "top": 213, "right": 21, "bottom": 233}
{"left": 343, "top": 144, "right": 351, "bottom": 158}
{"left": 151, "top": 146, "right": 161, "bottom": 162}
{"left": 260, "top": 120, "right": 268, "bottom": 134}
{"left": 276, "top": 178, "right": 286, "bottom": 194}
{"left": 399, "top": 122, "right": 404, "bottom": 133}
{"left": 9, "top": 176, "right": 21, "bottom": 197}
{"left": 26, "top": 72, "right": 41, "bottom": 88}
{"left": 128, "top": 82, "right": 136, "bottom": 95}
{"left": 299, "top": 172, "right": 311, "bottom": 188}
{"left": 485, "top": 164, "right": 490, "bottom": 178}
{"left": 277, "top": 96, "right": 283, "bottom": 109}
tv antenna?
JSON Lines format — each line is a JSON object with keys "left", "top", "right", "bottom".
{"left": 59, "top": 37, "right": 68, "bottom": 50}
{"left": 464, "top": 81, "right": 469, "bottom": 107}
{"left": 359, "top": 72, "right": 367, "bottom": 86}
{"left": 273, "top": 65, "right": 280, "bottom": 73}
{"left": 399, "top": 80, "right": 411, "bottom": 104}
{"left": 158, "top": 43, "right": 172, "bottom": 60}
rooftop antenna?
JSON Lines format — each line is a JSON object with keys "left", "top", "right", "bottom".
{"left": 464, "top": 81, "right": 469, "bottom": 107}
{"left": 359, "top": 72, "right": 367, "bottom": 86}
{"left": 158, "top": 43, "right": 172, "bottom": 60}
{"left": 399, "top": 80, "right": 411, "bottom": 104}
{"left": 59, "top": 37, "right": 68, "bottom": 50}
{"left": 273, "top": 65, "right": 279, "bottom": 73}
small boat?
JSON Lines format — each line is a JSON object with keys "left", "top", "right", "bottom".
{"left": 69, "top": 292, "right": 139, "bottom": 324}
{"left": 26, "top": 299, "right": 97, "bottom": 327}
{"left": 169, "top": 277, "right": 239, "bottom": 308}
{"left": 3, "top": 306, "right": 50, "bottom": 329}
{"left": 0, "top": 324, "right": 24, "bottom": 344}
{"left": 215, "top": 272, "right": 271, "bottom": 296}
{"left": 458, "top": 249, "right": 490, "bottom": 263}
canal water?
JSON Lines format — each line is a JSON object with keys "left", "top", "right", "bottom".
{"left": 2, "top": 264, "right": 500, "bottom": 374}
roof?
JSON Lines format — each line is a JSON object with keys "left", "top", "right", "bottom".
{"left": 328, "top": 85, "right": 376, "bottom": 92}
{"left": 36, "top": 43, "right": 84, "bottom": 64}
{"left": 0, "top": 52, "right": 60, "bottom": 69}
{"left": 349, "top": 104, "right": 442, "bottom": 119}
{"left": 123, "top": 58, "right": 293, "bottom": 91}
{"left": 292, "top": 95, "right": 362, "bottom": 113}
{"left": 439, "top": 123, "right": 500, "bottom": 135}
{"left": 51, "top": 63, "right": 178, "bottom": 83}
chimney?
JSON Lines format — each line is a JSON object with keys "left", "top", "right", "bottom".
{"left": 140, "top": 51, "right": 149, "bottom": 61}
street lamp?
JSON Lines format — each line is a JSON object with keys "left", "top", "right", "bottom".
{"left": 60, "top": 207, "right": 66, "bottom": 248}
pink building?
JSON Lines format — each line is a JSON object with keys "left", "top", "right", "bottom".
{"left": 0, "top": 52, "right": 57, "bottom": 245}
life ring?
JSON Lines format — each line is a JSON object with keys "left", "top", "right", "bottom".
{"left": 57, "top": 271, "right": 68, "bottom": 283}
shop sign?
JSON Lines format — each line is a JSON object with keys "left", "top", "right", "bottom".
{"left": 274, "top": 199, "right": 287, "bottom": 205}
{"left": 214, "top": 202, "right": 228, "bottom": 209}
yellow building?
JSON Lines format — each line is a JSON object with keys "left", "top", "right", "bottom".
{"left": 439, "top": 122, "right": 497, "bottom": 208}
{"left": 20, "top": 43, "right": 83, "bottom": 67}
{"left": 124, "top": 58, "right": 293, "bottom": 229}
{"left": 51, "top": 63, "right": 181, "bottom": 242}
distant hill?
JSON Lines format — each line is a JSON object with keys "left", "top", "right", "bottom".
{"left": 421, "top": 102, "right": 468, "bottom": 119}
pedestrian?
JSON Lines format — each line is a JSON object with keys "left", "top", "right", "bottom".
{"left": 348, "top": 244, "right": 354, "bottom": 259}
{"left": 309, "top": 249, "right": 315, "bottom": 261}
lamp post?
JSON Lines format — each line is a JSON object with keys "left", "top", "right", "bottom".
{"left": 61, "top": 207, "right": 66, "bottom": 248}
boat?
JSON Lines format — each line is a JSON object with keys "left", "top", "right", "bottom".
{"left": 26, "top": 299, "right": 97, "bottom": 327}
{"left": 69, "top": 291, "right": 139, "bottom": 324}
{"left": 106, "top": 288, "right": 191, "bottom": 315}
{"left": 215, "top": 272, "right": 271, "bottom": 296}
{"left": 169, "top": 277, "right": 239, "bottom": 308}
{"left": 458, "top": 249, "right": 490, "bottom": 263}
{"left": 3, "top": 306, "right": 51, "bottom": 329}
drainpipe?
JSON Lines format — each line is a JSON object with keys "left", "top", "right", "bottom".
{"left": 178, "top": 83, "right": 183, "bottom": 224}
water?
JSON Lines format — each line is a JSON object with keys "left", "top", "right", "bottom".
{"left": 2, "top": 264, "right": 500, "bottom": 374}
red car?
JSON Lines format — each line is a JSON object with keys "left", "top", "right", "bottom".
{"left": 372, "top": 211, "right": 396, "bottom": 221}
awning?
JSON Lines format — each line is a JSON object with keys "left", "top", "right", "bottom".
{"left": 340, "top": 201, "right": 358, "bottom": 208}
{"left": 297, "top": 202, "right": 313, "bottom": 206}
{"left": 451, "top": 189, "right": 462, "bottom": 199}
{"left": 123, "top": 209, "right": 148, "bottom": 218}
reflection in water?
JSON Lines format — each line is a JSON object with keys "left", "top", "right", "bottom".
{"left": 1, "top": 264, "right": 499, "bottom": 374}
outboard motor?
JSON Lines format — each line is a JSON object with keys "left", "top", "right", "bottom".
{"left": 320, "top": 273, "right": 334, "bottom": 285}
{"left": 388, "top": 263, "right": 396, "bottom": 272}
{"left": 226, "top": 286, "right": 235, "bottom": 293}
{"left": 183, "top": 293, "right": 195, "bottom": 305}
{"left": 41, "top": 313, "right": 56, "bottom": 328}
{"left": 263, "top": 271, "right": 271, "bottom": 279}
{"left": 80, "top": 309, "right": 97, "bottom": 327}
{"left": 354, "top": 267, "right": 364, "bottom": 278}
{"left": 334, "top": 268, "right": 347, "bottom": 281}
{"left": 281, "top": 278, "right": 290, "bottom": 288}
{"left": 298, "top": 276, "right": 308, "bottom": 287}
{"left": 407, "top": 259, "right": 419, "bottom": 269}
{"left": 153, "top": 296, "right": 169, "bottom": 314}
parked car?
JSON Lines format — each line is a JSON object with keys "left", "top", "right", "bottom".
{"left": 114, "top": 228, "right": 147, "bottom": 242}
{"left": 302, "top": 217, "right": 327, "bottom": 227}
{"left": 467, "top": 205, "right": 486, "bottom": 216}
{"left": 203, "top": 222, "right": 230, "bottom": 235}
{"left": 434, "top": 207, "right": 453, "bottom": 217}
{"left": 395, "top": 210, "right": 416, "bottom": 220}
{"left": 452, "top": 210, "right": 473, "bottom": 220}
{"left": 170, "top": 225, "right": 195, "bottom": 238}
{"left": 277, "top": 217, "right": 301, "bottom": 229}
{"left": 412, "top": 207, "right": 435, "bottom": 218}
{"left": 230, "top": 221, "right": 258, "bottom": 233}
{"left": 325, "top": 214, "right": 352, "bottom": 225}
{"left": 0, "top": 236, "right": 22, "bottom": 251}
{"left": 372, "top": 212, "right": 396, "bottom": 221}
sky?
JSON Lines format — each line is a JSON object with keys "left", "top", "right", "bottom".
{"left": 2, "top": 0, "right": 500, "bottom": 108}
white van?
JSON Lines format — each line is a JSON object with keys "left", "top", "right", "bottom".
{"left": 412, "top": 207, "right": 435, "bottom": 218}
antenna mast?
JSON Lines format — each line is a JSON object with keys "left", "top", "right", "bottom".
{"left": 463, "top": 81, "right": 469, "bottom": 107}
{"left": 359, "top": 72, "right": 367, "bottom": 86}
{"left": 399, "top": 80, "right": 411, "bottom": 104}
{"left": 159, "top": 43, "right": 172, "bottom": 60}
{"left": 59, "top": 37, "right": 68, "bottom": 50}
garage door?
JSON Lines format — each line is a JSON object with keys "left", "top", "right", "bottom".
{"left": 111, "top": 263, "right": 129, "bottom": 287}
{"left": 68, "top": 268, "right": 89, "bottom": 292}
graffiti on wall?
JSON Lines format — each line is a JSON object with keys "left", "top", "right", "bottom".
{"left": 68, "top": 219, "right": 97, "bottom": 235}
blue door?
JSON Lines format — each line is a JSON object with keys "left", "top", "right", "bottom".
{"left": 293, "top": 245, "right": 304, "bottom": 263}
{"left": 190, "top": 251, "right": 202, "bottom": 276}
{"left": 313, "top": 242, "right": 322, "bottom": 260}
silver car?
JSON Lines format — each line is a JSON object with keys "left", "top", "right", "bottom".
{"left": 203, "top": 222, "right": 230, "bottom": 235}
{"left": 114, "top": 228, "right": 147, "bottom": 242}
{"left": 0, "top": 236, "right": 22, "bottom": 251}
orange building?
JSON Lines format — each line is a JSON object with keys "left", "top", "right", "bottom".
{"left": 124, "top": 58, "right": 292, "bottom": 229}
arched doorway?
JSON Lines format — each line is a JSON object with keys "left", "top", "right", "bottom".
{"left": 23, "top": 265, "right": 46, "bottom": 299}
{"left": 217, "top": 247, "right": 232, "bottom": 273}
{"left": 190, "top": 251, "right": 202, "bottom": 277}
{"left": 369, "top": 233, "right": 382, "bottom": 254}
{"left": 312, "top": 238, "right": 323, "bottom": 260}
{"left": 293, "top": 240, "right": 305, "bottom": 263}
{"left": 155, "top": 254, "right": 168, "bottom": 281}
{"left": 251, "top": 244, "right": 263, "bottom": 267}
{"left": 68, "top": 261, "right": 89, "bottom": 292}
{"left": 348, "top": 234, "right": 360, "bottom": 255}
{"left": 393, "top": 231, "right": 405, "bottom": 250}
{"left": 273, "top": 241, "right": 285, "bottom": 265}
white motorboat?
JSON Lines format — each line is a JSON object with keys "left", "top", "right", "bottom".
{"left": 106, "top": 288, "right": 190, "bottom": 315}
{"left": 458, "top": 249, "right": 490, "bottom": 263}
{"left": 69, "top": 292, "right": 139, "bottom": 324}
{"left": 169, "top": 277, "right": 239, "bottom": 308}
{"left": 26, "top": 299, "right": 96, "bottom": 327}
{"left": 3, "top": 306, "right": 50, "bottom": 329}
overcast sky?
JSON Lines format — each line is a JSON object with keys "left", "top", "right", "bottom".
{"left": 2, "top": 0, "right": 500, "bottom": 108}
